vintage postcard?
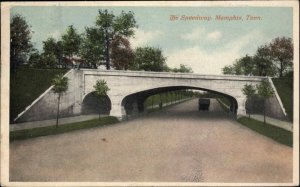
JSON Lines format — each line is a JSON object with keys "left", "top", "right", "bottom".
{"left": 1, "top": 1, "right": 299, "bottom": 186}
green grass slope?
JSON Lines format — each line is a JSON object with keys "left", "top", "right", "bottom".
{"left": 238, "top": 117, "right": 292, "bottom": 147}
{"left": 272, "top": 76, "right": 293, "bottom": 121}
{"left": 10, "top": 68, "right": 68, "bottom": 122}
{"left": 10, "top": 116, "right": 119, "bottom": 141}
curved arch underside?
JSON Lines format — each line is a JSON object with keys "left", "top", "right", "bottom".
{"left": 121, "top": 86, "right": 238, "bottom": 116}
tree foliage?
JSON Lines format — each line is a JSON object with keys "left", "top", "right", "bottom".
{"left": 62, "top": 25, "right": 81, "bottom": 59}
{"left": 52, "top": 74, "right": 69, "bottom": 94}
{"left": 171, "top": 64, "right": 193, "bottom": 73}
{"left": 28, "top": 50, "right": 42, "bottom": 68}
{"left": 93, "top": 80, "right": 110, "bottom": 98}
{"left": 242, "top": 84, "right": 256, "bottom": 118}
{"left": 253, "top": 45, "right": 276, "bottom": 76}
{"left": 222, "top": 37, "right": 293, "bottom": 77}
{"left": 52, "top": 74, "right": 69, "bottom": 127}
{"left": 80, "top": 27, "right": 104, "bottom": 68}
{"left": 42, "top": 53, "right": 57, "bottom": 68}
{"left": 93, "top": 80, "right": 110, "bottom": 118}
{"left": 131, "top": 47, "right": 168, "bottom": 72}
{"left": 256, "top": 80, "right": 274, "bottom": 99}
{"left": 10, "top": 14, "right": 33, "bottom": 70}
{"left": 43, "top": 37, "right": 57, "bottom": 56}
{"left": 269, "top": 37, "right": 293, "bottom": 77}
{"left": 238, "top": 55, "right": 255, "bottom": 75}
{"left": 110, "top": 36, "right": 134, "bottom": 70}
{"left": 242, "top": 84, "right": 256, "bottom": 99}
{"left": 256, "top": 80, "right": 274, "bottom": 124}
{"left": 42, "top": 37, "right": 64, "bottom": 68}
{"left": 96, "top": 9, "right": 137, "bottom": 69}
{"left": 222, "top": 65, "right": 235, "bottom": 75}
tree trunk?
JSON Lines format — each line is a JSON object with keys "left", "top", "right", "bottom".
{"left": 92, "top": 62, "right": 97, "bottom": 69}
{"left": 105, "top": 29, "right": 111, "bottom": 70}
{"left": 99, "top": 98, "right": 102, "bottom": 119}
{"left": 159, "top": 94, "right": 162, "bottom": 110}
{"left": 249, "top": 99, "right": 251, "bottom": 119}
{"left": 263, "top": 99, "right": 266, "bottom": 124}
{"left": 152, "top": 96, "right": 154, "bottom": 109}
{"left": 56, "top": 94, "right": 61, "bottom": 128}
{"left": 280, "top": 61, "right": 283, "bottom": 77}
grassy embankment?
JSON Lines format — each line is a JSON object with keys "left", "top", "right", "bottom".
{"left": 10, "top": 68, "right": 68, "bottom": 121}
{"left": 215, "top": 92, "right": 293, "bottom": 147}
{"left": 216, "top": 96, "right": 231, "bottom": 113}
{"left": 238, "top": 117, "right": 292, "bottom": 147}
{"left": 10, "top": 116, "right": 119, "bottom": 141}
{"left": 272, "top": 76, "right": 293, "bottom": 121}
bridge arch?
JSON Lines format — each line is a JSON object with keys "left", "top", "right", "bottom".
{"left": 13, "top": 70, "right": 267, "bottom": 123}
{"left": 120, "top": 86, "right": 238, "bottom": 119}
{"left": 81, "top": 92, "right": 111, "bottom": 115}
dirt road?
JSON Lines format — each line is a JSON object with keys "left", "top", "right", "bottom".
{"left": 10, "top": 99, "right": 293, "bottom": 182}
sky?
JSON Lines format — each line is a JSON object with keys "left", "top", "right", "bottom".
{"left": 11, "top": 6, "right": 293, "bottom": 75}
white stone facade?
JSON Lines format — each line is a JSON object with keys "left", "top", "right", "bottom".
{"left": 15, "top": 69, "right": 266, "bottom": 122}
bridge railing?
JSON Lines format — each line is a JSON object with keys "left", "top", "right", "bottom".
{"left": 81, "top": 69, "right": 266, "bottom": 81}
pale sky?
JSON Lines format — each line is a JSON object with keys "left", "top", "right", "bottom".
{"left": 11, "top": 6, "right": 293, "bottom": 74}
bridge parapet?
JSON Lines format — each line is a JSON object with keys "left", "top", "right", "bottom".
{"left": 81, "top": 69, "right": 266, "bottom": 81}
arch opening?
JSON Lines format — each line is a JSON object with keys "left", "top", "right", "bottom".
{"left": 121, "top": 86, "right": 238, "bottom": 117}
{"left": 81, "top": 92, "right": 111, "bottom": 115}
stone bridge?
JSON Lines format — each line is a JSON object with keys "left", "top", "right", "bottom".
{"left": 14, "top": 69, "right": 281, "bottom": 122}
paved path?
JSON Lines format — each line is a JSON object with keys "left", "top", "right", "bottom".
{"left": 217, "top": 100, "right": 293, "bottom": 132}
{"left": 10, "top": 99, "right": 292, "bottom": 182}
{"left": 250, "top": 114, "right": 293, "bottom": 132}
{"left": 10, "top": 114, "right": 99, "bottom": 131}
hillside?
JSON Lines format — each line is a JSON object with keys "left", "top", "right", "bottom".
{"left": 10, "top": 68, "right": 68, "bottom": 122}
{"left": 272, "top": 75, "right": 293, "bottom": 121}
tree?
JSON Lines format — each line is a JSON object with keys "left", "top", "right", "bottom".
{"left": 43, "top": 37, "right": 57, "bottom": 56}
{"left": 131, "top": 47, "right": 168, "bottom": 72}
{"left": 110, "top": 36, "right": 134, "bottom": 70}
{"left": 56, "top": 41, "right": 64, "bottom": 68}
{"left": 28, "top": 50, "right": 42, "bottom": 68}
{"left": 10, "top": 14, "right": 33, "bottom": 71}
{"left": 222, "top": 65, "right": 235, "bottom": 75}
{"left": 233, "top": 59, "right": 243, "bottom": 75}
{"left": 96, "top": 9, "right": 137, "bottom": 70}
{"left": 221, "top": 39, "right": 289, "bottom": 77}
{"left": 93, "top": 80, "right": 110, "bottom": 118}
{"left": 269, "top": 37, "right": 293, "bottom": 77}
{"left": 238, "top": 55, "right": 255, "bottom": 75}
{"left": 256, "top": 80, "right": 274, "bottom": 124}
{"left": 62, "top": 25, "right": 81, "bottom": 60}
{"left": 80, "top": 27, "right": 104, "bottom": 69}
{"left": 242, "top": 84, "right": 256, "bottom": 118}
{"left": 172, "top": 64, "right": 193, "bottom": 73}
{"left": 52, "top": 74, "right": 69, "bottom": 127}
{"left": 42, "top": 37, "right": 64, "bottom": 68}
{"left": 41, "top": 53, "right": 57, "bottom": 68}
{"left": 253, "top": 45, "right": 276, "bottom": 76}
